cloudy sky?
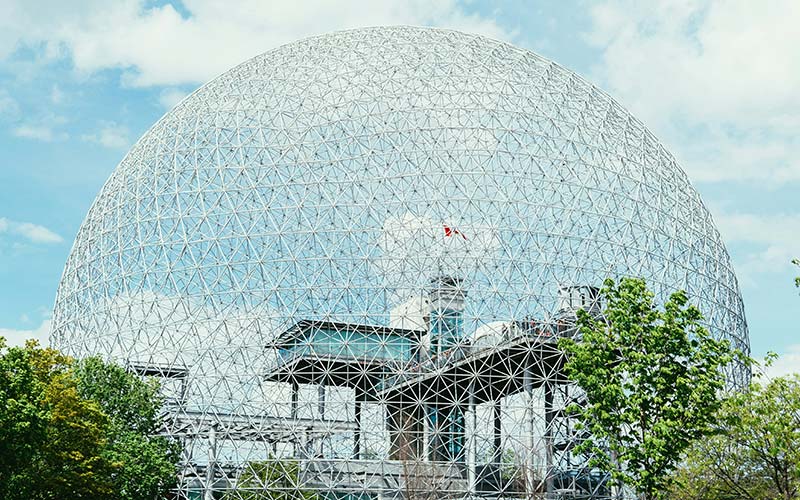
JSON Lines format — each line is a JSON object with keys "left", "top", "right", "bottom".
{"left": 0, "top": 0, "right": 797, "bottom": 374}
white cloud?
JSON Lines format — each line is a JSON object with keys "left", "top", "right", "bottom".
{"left": 12, "top": 113, "right": 68, "bottom": 142}
{"left": 375, "top": 212, "right": 501, "bottom": 303}
{"left": 712, "top": 210, "right": 800, "bottom": 285}
{"left": 0, "top": 319, "right": 51, "bottom": 347}
{"left": 50, "top": 84, "right": 64, "bottom": 104}
{"left": 158, "top": 87, "right": 189, "bottom": 109}
{"left": 764, "top": 344, "right": 800, "bottom": 379}
{"left": 0, "top": 216, "right": 63, "bottom": 244}
{"left": 679, "top": 126, "right": 800, "bottom": 185}
{"left": 0, "top": 0, "right": 512, "bottom": 87}
{"left": 15, "top": 222, "right": 63, "bottom": 243}
{"left": 586, "top": 0, "right": 800, "bottom": 184}
{"left": 0, "top": 89, "right": 18, "bottom": 115}
{"left": 715, "top": 212, "right": 800, "bottom": 251}
{"left": 81, "top": 121, "right": 129, "bottom": 149}
{"left": 13, "top": 123, "right": 66, "bottom": 141}
{"left": 587, "top": 0, "right": 800, "bottom": 125}
{"left": 53, "top": 290, "right": 286, "bottom": 408}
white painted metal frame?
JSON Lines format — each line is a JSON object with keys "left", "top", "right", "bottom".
{"left": 51, "top": 26, "right": 749, "bottom": 500}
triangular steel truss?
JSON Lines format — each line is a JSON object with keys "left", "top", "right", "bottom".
{"left": 51, "top": 26, "right": 749, "bottom": 500}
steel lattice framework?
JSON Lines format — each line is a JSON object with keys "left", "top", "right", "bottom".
{"left": 52, "top": 26, "right": 749, "bottom": 500}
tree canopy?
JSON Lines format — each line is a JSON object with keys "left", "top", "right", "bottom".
{"left": 0, "top": 338, "right": 179, "bottom": 500}
{"left": 0, "top": 339, "right": 112, "bottom": 499}
{"left": 559, "top": 277, "right": 739, "bottom": 500}
{"left": 74, "top": 356, "right": 180, "bottom": 500}
{"left": 222, "top": 459, "right": 318, "bottom": 500}
{"left": 669, "top": 259, "right": 800, "bottom": 499}
{"left": 672, "top": 373, "right": 800, "bottom": 500}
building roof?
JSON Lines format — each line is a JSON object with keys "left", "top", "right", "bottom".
{"left": 271, "top": 319, "right": 423, "bottom": 348}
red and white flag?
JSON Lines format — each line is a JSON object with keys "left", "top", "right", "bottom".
{"left": 443, "top": 225, "right": 467, "bottom": 240}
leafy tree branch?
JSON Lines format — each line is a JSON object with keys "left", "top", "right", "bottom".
{"left": 559, "top": 277, "right": 739, "bottom": 500}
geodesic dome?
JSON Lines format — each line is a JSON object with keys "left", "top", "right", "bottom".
{"left": 52, "top": 26, "right": 749, "bottom": 500}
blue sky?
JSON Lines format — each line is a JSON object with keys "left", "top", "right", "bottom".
{"left": 0, "top": 0, "right": 797, "bottom": 374}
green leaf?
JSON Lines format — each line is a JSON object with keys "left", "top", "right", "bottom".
{"left": 560, "top": 278, "right": 738, "bottom": 500}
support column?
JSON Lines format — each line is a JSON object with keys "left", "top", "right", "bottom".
{"left": 291, "top": 382, "right": 299, "bottom": 456}
{"left": 291, "top": 382, "right": 299, "bottom": 418}
{"left": 524, "top": 367, "right": 536, "bottom": 494}
{"left": 422, "top": 405, "right": 431, "bottom": 462}
{"left": 493, "top": 399, "right": 502, "bottom": 464}
{"left": 467, "top": 383, "right": 476, "bottom": 496}
{"left": 354, "top": 391, "right": 362, "bottom": 459}
{"left": 204, "top": 425, "right": 217, "bottom": 500}
{"left": 179, "top": 376, "right": 188, "bottom": 408}
{"left": 544, "top": 381, "right": 554, "bottom": 495}
{"left": 318, "top": 385, "right": 326, "bottom": 457}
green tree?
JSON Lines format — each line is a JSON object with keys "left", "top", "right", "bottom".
{"left": 793, "top": 258, "right": 799, "bottom": 289}
{"left": 223, "top": 459, "right": 318, "bottom": 500}
{"left": 500, "top": 448, "right": 519, "bottom": 481}
{"left": 37, "top": 368, "right": 114, "bottom": 499}
{"left": 559, "top": 278, "right": 738, "bottom": 500}
{"left": 74, "top": 357, "right": 180, "bottom": 500}
{"left": 1, "top": 340, "right": 33, "bottom": 496}
{"left": 0, "top": 340, "right": 179, "bottom": 500}
{"left": 0, "top": 338, "right": 58, "bottom": 499}
{"left": 0, "top": 339, "right": 113, "bottom": 500}
{"left": 672, "top": 374, "right": 800, "bottom": 500}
